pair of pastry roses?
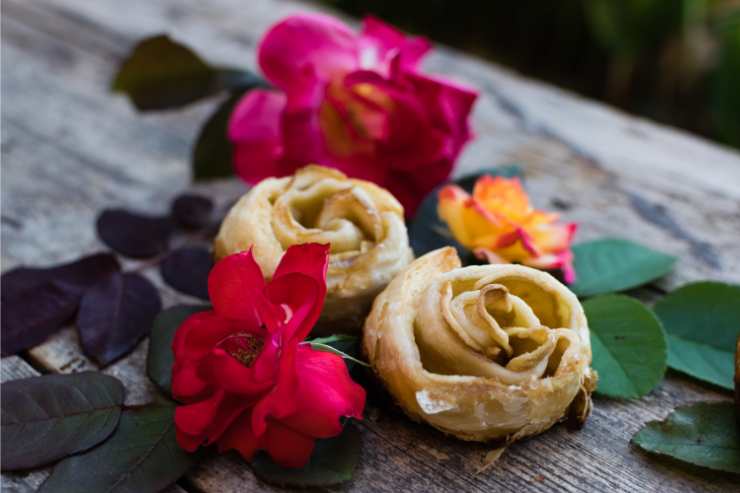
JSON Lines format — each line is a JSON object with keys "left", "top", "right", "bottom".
{"left": 173, "top": 165, "right": 596, "bottom": 468}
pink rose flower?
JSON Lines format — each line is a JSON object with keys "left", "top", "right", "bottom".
{"left": 228, "top": 13, "right": 478, "bottom": 215}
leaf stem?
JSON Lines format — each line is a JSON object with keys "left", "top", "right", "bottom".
{"left": 303, "top": 342, "right": 371, "bottom": 368}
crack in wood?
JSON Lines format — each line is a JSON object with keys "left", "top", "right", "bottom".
{"left": 627, "top": 191, "right": 721, "bottom": 269}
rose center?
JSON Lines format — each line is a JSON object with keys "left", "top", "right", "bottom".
{"left": 318, "top": 77, "right": 392, "bottom": 158}
{"left": 217, "top": 332, "right": 264, "bottom": 367}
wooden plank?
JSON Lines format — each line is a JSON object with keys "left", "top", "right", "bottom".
{"left": 3, "top": 0, "right": 738, "bottom": 289}
{"left": 2, "top": 0, "right": 739, "bottom": 492}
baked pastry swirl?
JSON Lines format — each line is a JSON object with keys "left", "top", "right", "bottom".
{"left": 364, "top": 247, "right": 596, "bottom": 442}
{"left": 214, "top": 165, "right": 414, "bottom": 329}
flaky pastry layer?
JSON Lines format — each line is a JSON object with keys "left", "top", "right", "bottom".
{"left": 364, "top": 247, "right": 596, "bottom": 442}
{"left": 215, "top": 165, "right": 414, "bottom": 330}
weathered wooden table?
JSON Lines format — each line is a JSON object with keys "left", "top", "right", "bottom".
{"left": 3, "top": 0, "right": 740, "bottom": 491}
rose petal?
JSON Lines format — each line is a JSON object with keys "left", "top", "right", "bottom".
{"left": 196, "top": 331, "right": 281, "bottom": 396}
{"left": 361, "top": 16, "right": 430, "bottom": 70}
{"left": 176, "top": 428, "right": 203, "bottom": 453}
{"left": 175, "top": 391, "right": 250, "bottom": 448}
{"left": 250, "top": 343, "right": 299, "bottom": 437}
{"left": 208, "top": 250, "right": 265, "bottom": 322}
{"left": 173, "top": 311, "right": 242, "bottom": 360}
{"left": 403, "top": 70, "right": 477, "bottom": 141}
{"left": 259, "top": 13, "right": 358, "bottom": 92}
{"left": 280, "top": 346, "right": 366, "bottom": 438}
{"left": 273, "top": 243, "right": 330, "bottom": 284}
{"left": 265, "top": 273, "right": 323, "bottom": 342}
{"left": 261, "top": 420, "right": 316, "bottom": 468}
{"left": 438, "top": 186, "right": 500, "bottom": 247}
{"left": 175, "top": 390, "right": 226, "bottom": 437}
{"left": 172, "top": 361, "right": 209, "bottom": 401}
{"left": 473, "top": 176, "right": 530, "bottom": 222}
{"left": 217, "top": 412, "right": 259, "bottom": 461}
{"left": 229, "top": 90, "right": 288, "bottom": 184}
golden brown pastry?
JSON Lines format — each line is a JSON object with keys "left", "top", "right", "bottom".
{"left": 364, "top": 247, "right": 596, "bottom": 443}
{"left": 214, "top": 165, "right": 414, "bottom": 329}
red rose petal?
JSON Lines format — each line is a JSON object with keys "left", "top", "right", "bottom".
{"left": 261, "top": 421, "right": 316, "bottom": 469}
{"left": 207, "top": 250, "right": 265, "bottom": 322}
{"left": 281, "top": 346, "right": 366, "bottom": 438}
{"left": 217, "top": 413, "right": 259, "bottom": 461}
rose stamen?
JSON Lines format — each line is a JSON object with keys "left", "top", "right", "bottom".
{"left": 218, "top": 332, "right": 265, "bottom": 367}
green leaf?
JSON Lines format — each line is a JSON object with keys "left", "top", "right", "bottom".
{"left": 307, "top": 335, "right": 369, "bottom": 368}
{"left": 1, "top": 373, "right": 124, "bottom": 471}
{"left": 711, "top": 14, "right": 740, "bottom": 148}
{"left": 147, "top": 304, "right": 210, "bottom": 397}
{"left": 251, "top": 422, "right": 361, "bottom": 487}
{"left": 583, "top": 0, "right": 683, "bottom": 56}
{"left": 585, "top": 295, "right": 667, "bottom": 399}
{"left": 112, "top": 34, "right": 265, "bottom": 111}
{"left": 192, "top": 93, "right": 243, "bottom": 180}
{"left": 39, "top": 403, "right": 197, "bottom": 493}
{"left": 308, "top": 334, "right": 359, "bottom": 355}
{"left": 570, "top": 238, "right": 676, "bottom": 297}
{"left": 654, "top": 281, "right": 740, "bottom": 390}
{"left": 632, "top": 401, "right": 740, "bottom": 474}
{"left": 408, "top": 164, "right": 523, "bottom": 258}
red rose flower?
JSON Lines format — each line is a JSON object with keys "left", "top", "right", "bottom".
{"left": 172, "top": 243, "right": 366, "bottom": 468}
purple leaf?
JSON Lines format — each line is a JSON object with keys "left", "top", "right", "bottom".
{"left": 77, "top": 272, "right": 162, "bottom": 366}
{"left": 159, "top": 246, "right": 213, "bottom": 300}
{"left": 96, "top": 209, "right": 173, "bottom": 258}
{"left": 170, "top": 193, "right": 214, "bottom": 230}
{"left": 1, "top": 253, "right": 120, "bottom": 355}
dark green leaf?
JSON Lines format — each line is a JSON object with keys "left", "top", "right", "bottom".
{"left": 307, "top": 335, "right": 368, "bottom": 367}
{"left": 409, "top": 165, "right": 523, "bottom": 258}
{"left": 654, "top": 281, "right": 740, "bottom": 390}
{"left": 570, "top": 238, "right": 676, "bottom": 297}
{"left": 712, "top": 16, "right": 740, "bottom": 148}
{"left": 147, "top": 304, "right": 210, "bottom": 397}
{"left": 632, "top": 401, "right": 740, "bottom": 474}
{"left": 1, "top": 373, "right": 124, "bottom": 471}
{"left": 251, "top": 422, "right": 361, "bottom": 487}
{"left": 307, "top": 334, "right": 359, "bottom": 356}
{"left": 112, "top": 34, "right": 264, "bottom": 111}
{"left": 583, "top": 0, "right": 683, "bottom": 56}
{"left": 192, "top": 93, "right": 243, "bottom": 180}
{"left": 585, "top": 295, "right": 667, "bottom": 398}
{"left": 39, "top": 403, "right": 197, "bottom": 493}
{"left": 736, "top": 337, "right": 740, "bottom": 412}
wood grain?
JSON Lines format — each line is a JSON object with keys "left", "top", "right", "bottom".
{"left": 2, "top": 0, "right": 739, "bottom": 492}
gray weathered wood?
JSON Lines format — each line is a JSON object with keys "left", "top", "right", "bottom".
{"left": 2, "top": 0, "right": 739, "bottom": 492}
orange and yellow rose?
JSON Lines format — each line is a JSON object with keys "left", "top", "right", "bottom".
{"left": 437, "top": 175, "right": 577, "bottom": 282}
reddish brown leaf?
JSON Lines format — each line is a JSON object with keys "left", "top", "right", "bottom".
{"left": 1, "top": 253, "right": 120, "bottom": 355}
{"left": 159, "top": 246, "right": 213, "bottom": 300}
{"left": 96, "top": 209, "right": 173, "bottom": 258}
{"left": 170, "top": 193, "right": 214, "bottom": 230}
{"left": 77, "top": 272, "right": 162, "bottom": 366}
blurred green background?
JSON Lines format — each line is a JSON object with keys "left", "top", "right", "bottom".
{"left": 321, "top": 0, "right": 740, "bottom": 149}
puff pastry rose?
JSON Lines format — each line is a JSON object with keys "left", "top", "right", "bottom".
{"left": 364, "top": 247, "right": 596, "bottom": 443}
{"left": 214, "top": 165, "right": 414, "bottom": 329}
